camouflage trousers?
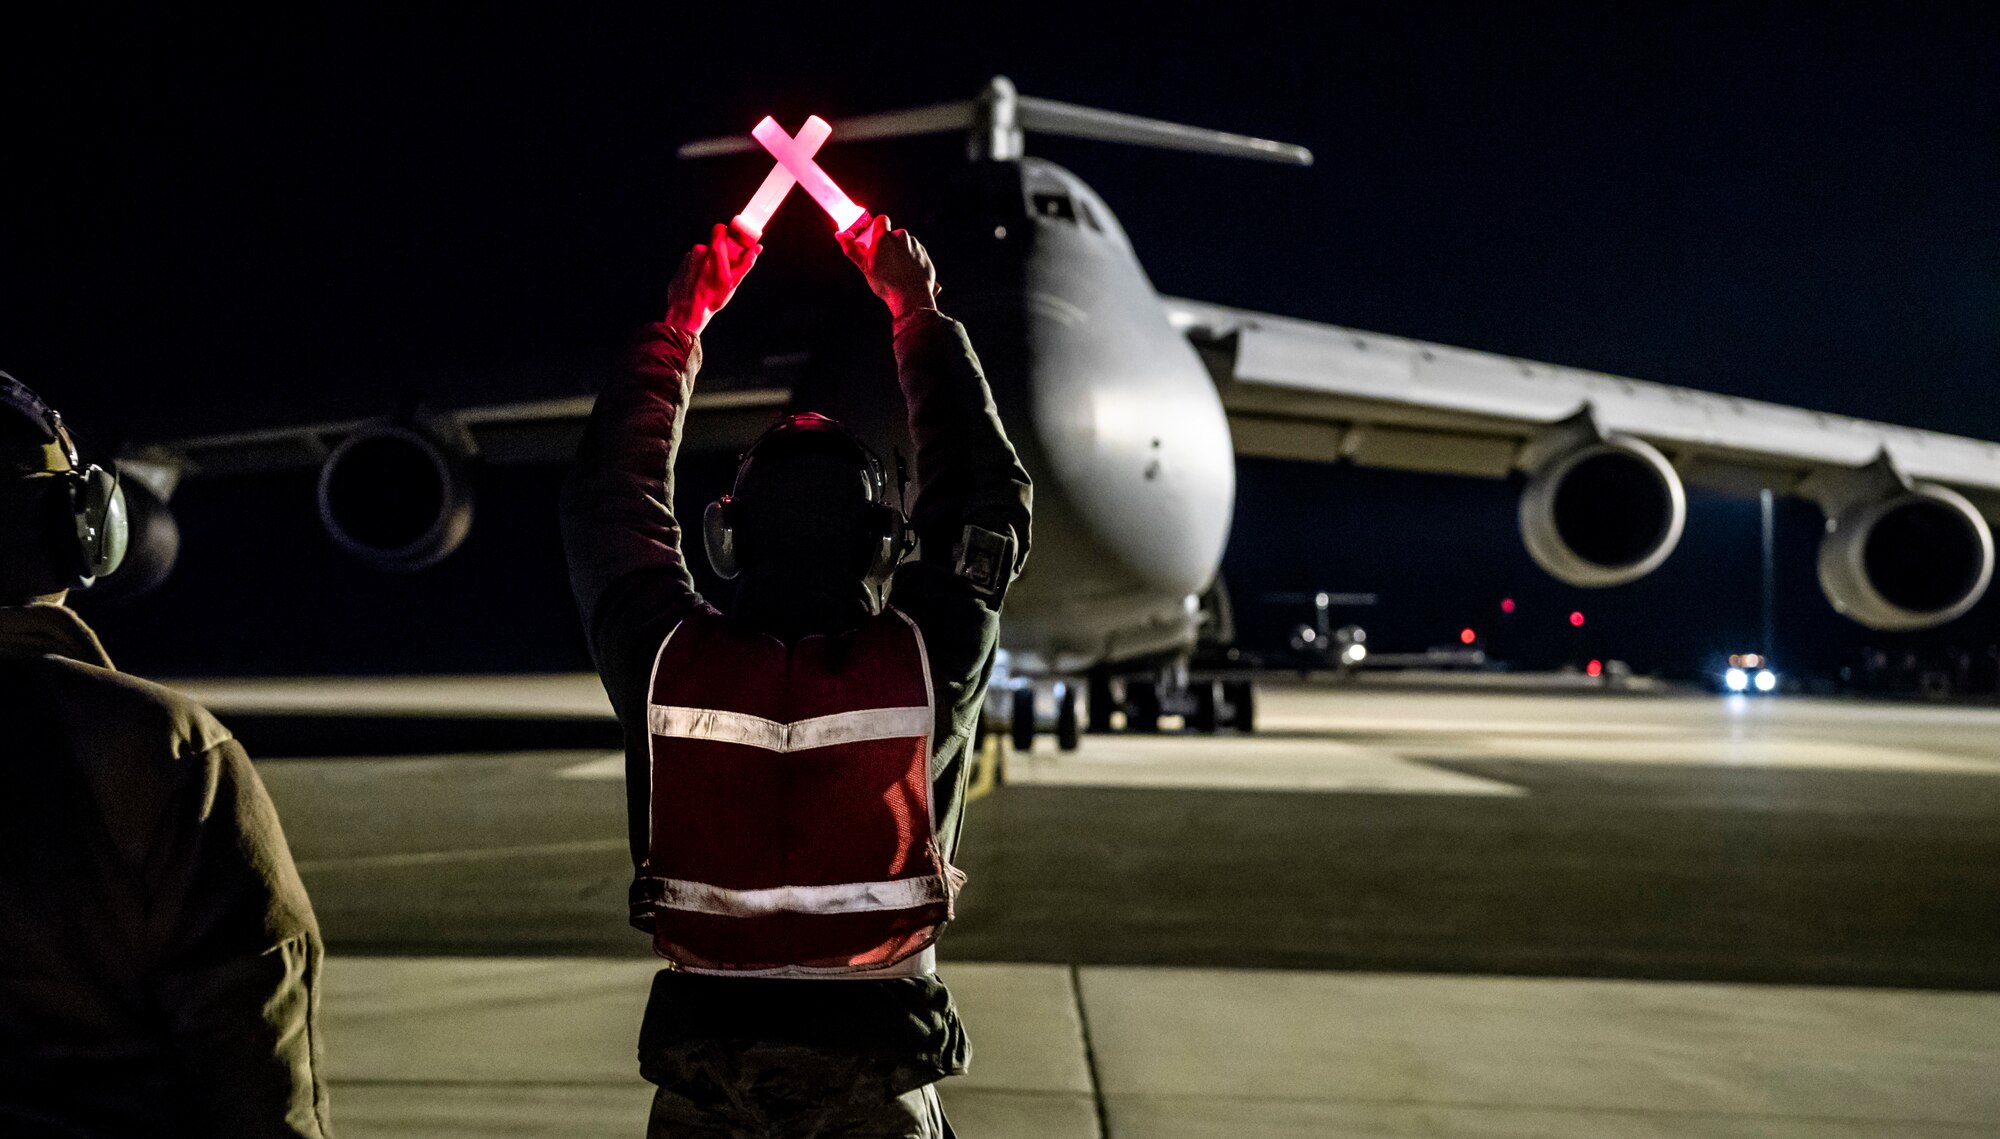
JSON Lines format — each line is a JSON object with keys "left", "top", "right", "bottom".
{"left": 643, "top": 1043, "right": 954, "bottom": 1138}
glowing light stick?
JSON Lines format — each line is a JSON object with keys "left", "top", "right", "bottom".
{"left": 751, "top": 115, "right": 870, "bottom": 233}
{"left": 731, "top": 117, "right": 832, "bottom": 243}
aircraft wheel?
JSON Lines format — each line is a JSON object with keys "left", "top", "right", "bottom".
{"left": 1126, "top": 679, "right": 1162, "bottom": 733}
{"left": 1086, "top": 668, "right": 1116, "bottom": 733}
{"left": 1224, "top": 679, "right": 1256, "bottom": 733}
{"left": 1011, "top": 686, "right": 1037, "bottom": 753}
{"left": 1056, "top": 683, "right": 1081, "bottom": 751}
{"left": 1190, "top": 680, "right": 1221, "bottom": 734}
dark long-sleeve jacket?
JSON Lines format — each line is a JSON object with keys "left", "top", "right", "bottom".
{"left": 0, "top": 604, "right": 332, "bottom": 1138}
{"left": 560, "top": 308, "right": 1030, "bottom": 1075}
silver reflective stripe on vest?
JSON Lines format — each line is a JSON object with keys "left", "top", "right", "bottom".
{"left": 658, "top": 874, "right": 949, "bottom": 917}
{"left": 647, "top": 704, "right": 931, "bottom": 753}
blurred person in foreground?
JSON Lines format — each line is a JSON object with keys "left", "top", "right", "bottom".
{"left": 0, "top": 372, "right": 332, "bottom": 1138}
{"left": 562, "top": 217, "right": 1030, "bottom": 1138}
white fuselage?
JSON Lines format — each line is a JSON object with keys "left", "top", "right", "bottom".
{"left": 971, "top": 160, "right": 1237, "bottom": 675}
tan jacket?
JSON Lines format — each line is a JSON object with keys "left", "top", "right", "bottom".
{"left": 0, "top": 604, "right": 332, "bottom": 1138}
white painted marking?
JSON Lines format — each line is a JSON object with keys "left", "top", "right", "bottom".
{"left": 557, "top": 754, "right": 626, "bottom": 780}
{"left": 1005, "top": 737, "right": 1523, "bottom": 796}
{"left": 295, "top": 839, "right": 626, "bottom": 872}
{"left": 1440, "top": 733, "right": 2000, "bottom": 773}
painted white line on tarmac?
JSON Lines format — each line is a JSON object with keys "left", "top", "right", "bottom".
{"left": 296, "top": 838, "right": 627, "bottom": 872}
{"left": 1005, "top": 738, "right": 1524, "bottom": 796}
{"left": 556, "top": 754, "right": 627, "bottom": 779}
{"left": 1441, "top": 734, "right": 2000, "bottom": 774}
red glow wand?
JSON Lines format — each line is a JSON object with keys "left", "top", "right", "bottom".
{"left": 729, "top": 117, "right": 832, "bottom": 243}
{"left": 750, "top": 115, "right": 872, "bottom": 236}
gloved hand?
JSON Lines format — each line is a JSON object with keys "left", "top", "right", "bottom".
{"left": 663, "top": 223, "right": 761, "bottom": 335}
{"left": 837, "top": 215, "right": 940, "bottom": 320}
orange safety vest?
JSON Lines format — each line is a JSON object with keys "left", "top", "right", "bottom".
{"left": 640, "top": 606, "right": 961, "bottom": 975}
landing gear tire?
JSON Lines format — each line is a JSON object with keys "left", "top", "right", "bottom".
{"left": 1126, "top": 679, "right": 1162, "bottom": 733}
{"left": 1056, "top": 684, "right": 1081, "bottom": 751}
{"left": 1190, "top": 680, "right": 1222, "bottom": 734}
{"left": 1086, "top": 668, "right": 1116, "bottom": 734}
{"left": 1011, "top": 687, "right": 1037, "bottom": 754}
{"left": 1223, "top": 679, "right": 1256, "bottom": 733}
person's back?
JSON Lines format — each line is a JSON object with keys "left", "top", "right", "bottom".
{"left": 563, "top": 220, "right": 1030, "bottom": 1137}
{"left": 0, "top": 374, "right": 332, "bottom": 1138}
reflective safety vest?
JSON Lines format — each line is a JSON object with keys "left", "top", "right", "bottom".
{"left": 638, "top": 606, "right": 961, "bottom": 976}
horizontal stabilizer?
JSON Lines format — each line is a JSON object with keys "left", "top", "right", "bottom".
{"left": 678, "top": 77, "right": 1311, "bottom": 166}
{"left": 1013, "top": 96, "right": 1311, "bottom": 165}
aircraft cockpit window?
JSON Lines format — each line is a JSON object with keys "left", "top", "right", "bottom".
{"left": 1032, "top": 192, "right": 1078, "bottom": 223}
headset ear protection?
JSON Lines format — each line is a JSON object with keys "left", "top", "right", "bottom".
{"left": 703, "top": 495, "right": 741, "bottom": 580}
{"left": 1, "top": 373, "right": 129, "bottom": 587}
{"left": 703, "top": 413, "right": 912, "bottom": 593}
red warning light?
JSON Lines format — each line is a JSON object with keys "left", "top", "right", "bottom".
{"left": 1500, "top": 598, "right": 1516, "bottom": 614}
{"left": 1569, "top": 611, "right": 1585, "bottom": 627}
{"left": 752, "top": 115, "right": 869, "bottom": 232}
{"left": 1586, "top": 659, "right": 1603, "bottom": 677}
{"left": 1459, "top": 627, "right": 1477, "bottom": 645}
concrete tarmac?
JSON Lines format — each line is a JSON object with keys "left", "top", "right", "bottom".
{"left": 243, "top": 680, "right": 2000, "bottom": 1136}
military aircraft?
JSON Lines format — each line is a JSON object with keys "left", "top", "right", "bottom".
{"left": 122, "top": 77, "right": 2000, "bottom": 751}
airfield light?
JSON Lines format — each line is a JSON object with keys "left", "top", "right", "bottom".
{"left": 1343, "top": 643, "right": 1367, "bottom": 664}
{"left": 731, "top": 116, "right": 832, "bottom": 242}
{"left": 1755, "top": 669, "right": 1778, "bottom": 693}
{"left": 1724, "top": 667, "right": 1749, "bottom": 692}
{"left": 1587, "top": 659, "right": 1603, "bottom": 678}
{"left": 1569, "top": 610, "right": 1585, "bottom": 627}
{"left": 1500, "top": 597, "right": 1516, "bottom": 614}
{"left": 751, "top": 116, "right": 869, "bottom": 232}
{"left": 1459, "top": 627, "right": 1477, "bottom": 645}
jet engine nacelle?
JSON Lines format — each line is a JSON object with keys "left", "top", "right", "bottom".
{"left": 317, "top": 423, "right": 475, "bottom": 572}
{"left": 1519, "top": 435, "right": 1687, "bottom": 588}
{"left": 1817, "top": 483, "right": 1993, "bottom": 631}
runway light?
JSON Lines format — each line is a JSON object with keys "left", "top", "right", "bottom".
{"left": 1586, "top": 659, "right": 1602, "bottom": 678}
{"left": 1459, "top": 627, "right": 1477, "bottom": 645}
{"left": 1569, "top": 610, "right": 1585, "bottom": 627}
{"left": 1500, "top": 597, "right": 1516, "bottom": 614}
{"left": 751, "top": 115, "right": 869, "bottom": 232}
{"left": 1724, "top": 667, "right": 1749, "bottom": 692}
{"left": 1755, "top": 669, "right": 1777, "bottom": 693}
{"left": 731, "top": 116, "right": 832, "bottom": 242}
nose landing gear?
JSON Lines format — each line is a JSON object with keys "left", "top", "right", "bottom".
{"left": 1010, "top": 668, "right": 1258, "bottom": 751}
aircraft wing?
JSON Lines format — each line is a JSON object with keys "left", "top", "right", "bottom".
{"left": 1163, "top": 296, "right": 2000, "bottom": 514}
{"left": 126, "top": 386, "right": 793, "bottom": 480}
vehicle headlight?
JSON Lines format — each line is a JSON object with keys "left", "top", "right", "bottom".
{"left": 1754, "top": 669, "right": 1777, "bottom": 693}
{"left": 1724, "top": 667, "right": 1749, "bottom": 692}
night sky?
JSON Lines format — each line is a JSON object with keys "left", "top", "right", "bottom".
{"left": 3, "top": 7, "right": 1996, "bottom": 678}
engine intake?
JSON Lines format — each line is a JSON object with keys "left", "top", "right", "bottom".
{"left": 1818, "top": 483, "right": 1992, "bottom": 631}
{"left": 317, "top": 424, "right": 475, "bottom": 572}
{"left": 1519, "top": 436, "right": 1686, "bottom": 587}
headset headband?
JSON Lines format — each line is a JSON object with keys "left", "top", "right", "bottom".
{"left": 0, "top": 371, "right": 81, "bottom": 472}
{"left": 732, "top": 412, "right": 890, "bottom": 508}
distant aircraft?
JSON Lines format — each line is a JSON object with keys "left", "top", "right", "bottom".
{"left": 124, "top": 77, "right": 2000, "bottom": 751}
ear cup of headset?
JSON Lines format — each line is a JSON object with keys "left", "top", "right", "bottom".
{"left": 703, "top": 496, "right": 738, "bottom": 580}
{"left": 69, "top": 466, "right": 128, "bottom": 584}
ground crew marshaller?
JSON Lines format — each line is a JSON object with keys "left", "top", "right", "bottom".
{"left": 0, "top": 373, "right": 333, "bottom": 1138}
{"left": 562, "top": 217, "right": 1031, "bottom": 1137}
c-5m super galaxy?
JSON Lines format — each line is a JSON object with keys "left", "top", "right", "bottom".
{"left": 125, "top": 77, "right": 2000, "bottom": 750}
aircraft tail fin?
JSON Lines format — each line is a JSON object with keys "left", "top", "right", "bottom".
{"left": 677, "top": 77, "right": 1312, "bottom": 166}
